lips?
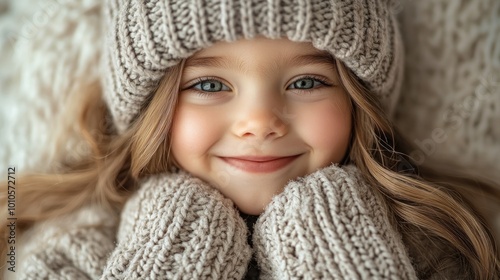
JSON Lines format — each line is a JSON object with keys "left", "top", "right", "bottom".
{"left": 219, "top": 155, "right": 300, "bottom": 173}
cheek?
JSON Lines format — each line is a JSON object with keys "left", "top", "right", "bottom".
{"left": 296, "top": 97, "right": 352, "bottom": 163}
{"left": 171, "top": 105, "right": 222, "bottom": 161}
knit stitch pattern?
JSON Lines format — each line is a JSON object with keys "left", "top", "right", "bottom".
{"left": 102, "top": 171, "right": 252, "bottom": 279}
{"left": 395, "top": 0, "right": 500, "bottom": 176}
{"left": 253, "top": 164, "right": 418, "bottom": 279}
{"left": 16, "top": 205, "right": 119, "bottom": 280}
{"left": 11, "top": 166, "right": 467, "bottom": 279}
{"left": 101, "top": 0, "right": 404, "bottom": 131}
{"left": 20, "top": 228, "right": 116, "bottom": 279}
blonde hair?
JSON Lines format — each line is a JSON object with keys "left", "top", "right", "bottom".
{"left": 1, "top": 58, "right": 499, "bottom": 278}
{"left": 335, "top": 60, "right": 500, "bottom": 278}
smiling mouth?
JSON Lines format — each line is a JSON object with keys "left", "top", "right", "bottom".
{"left": 219, "top": 155, "right": 301, "bottom": 173}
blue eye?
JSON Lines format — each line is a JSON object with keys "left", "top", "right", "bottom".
{"left": 192, "top": 79, "right": 230, "bottom": 92}
{"left": 288, "top": 77, "right": 327, "bottom": 90}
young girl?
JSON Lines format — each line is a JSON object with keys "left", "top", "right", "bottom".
{"left": 2, "top": 0, "right": 499, "bottom": 279}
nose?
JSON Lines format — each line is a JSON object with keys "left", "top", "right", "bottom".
{"left": 232, "top": 106, "right": 288, "bottom": 141}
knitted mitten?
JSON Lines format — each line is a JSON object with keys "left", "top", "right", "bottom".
{"left": 253, "top": 164, "right": 418, "bottom": 280}
{"left": 102, "top": 171, "right": 252, "bottom": 279}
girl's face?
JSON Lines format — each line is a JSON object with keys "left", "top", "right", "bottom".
{"left": 171, "top": 37, "right": 352, "bottom": 215}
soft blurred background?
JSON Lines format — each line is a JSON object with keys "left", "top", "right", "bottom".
{"left": 1, "top": 0, "right": 499, "bottom": 240}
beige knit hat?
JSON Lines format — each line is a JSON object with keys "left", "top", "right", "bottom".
{"left": 101, "top": 0, "right": 403, "bottom": 132}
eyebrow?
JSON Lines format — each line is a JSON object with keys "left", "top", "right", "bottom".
{"left": 184, "top": 52, "right": 336, "bottom": 70}
{"left": 291, "top": 52, "right": 336, "bottom": 67}
{"left": 184, "top": 56, "right": 232, "bottom": 69}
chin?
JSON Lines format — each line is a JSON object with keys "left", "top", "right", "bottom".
{"left": 209, "top": 175, "right": 294, "bottom": 215}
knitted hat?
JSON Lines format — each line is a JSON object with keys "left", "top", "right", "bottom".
{"left": 101, "top": 0, "right": 404, "bottom": 132}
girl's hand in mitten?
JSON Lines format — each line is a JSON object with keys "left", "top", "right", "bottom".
{"left": 103, "top": 171, "right": 252, "bottom": 279}
{"left": 253, "top": 164, "right": 417, "bottom": 280}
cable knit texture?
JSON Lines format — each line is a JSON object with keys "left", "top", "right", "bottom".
{"left": 394, "top": 0, "right": 500, "bottom": 177}
{"left": 15, "top": 172, "right": 252, "bottom": 280}
{"left": 253, "top": 164, "right": 418, "bottom": 279}
{"left": 102, "top": 171, "right": 252, "bottom": 279}
{"left": 101, "top": 0, "right": 404, "bottom": 131}
{"left": 15, "top": 206, "right": 118, "bottom": 280}
{"left": 12, "top": 166, "right": 470, "bottom": 279}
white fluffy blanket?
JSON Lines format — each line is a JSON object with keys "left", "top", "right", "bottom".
{"left": 1, "top": 0, "right": 498, "bottom": 239}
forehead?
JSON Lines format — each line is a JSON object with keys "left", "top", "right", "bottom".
{"left": 185, "top": 37, "right": 334, "bottom": 70}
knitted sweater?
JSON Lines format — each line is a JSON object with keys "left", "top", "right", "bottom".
{"left": 11, "top": 165, "right": 465, "bottom": 279}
